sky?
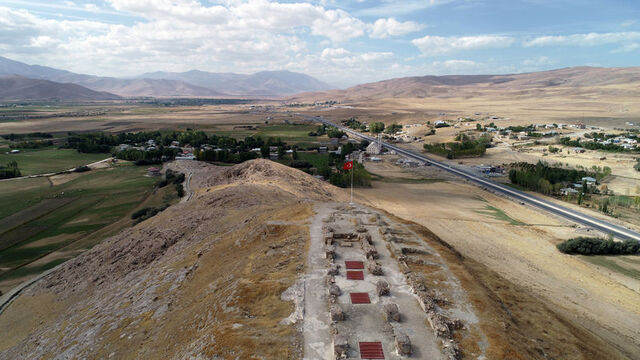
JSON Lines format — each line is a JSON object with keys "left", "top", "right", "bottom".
{"left": 1, "top": 0, "right": 639, "bottom": 87}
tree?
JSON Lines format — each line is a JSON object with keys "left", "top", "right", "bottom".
{"left": 369, "top": 122, "right": 385, "bottom": 133}
{"left": 277, "top": 146, "right": 285, "bottom": 159}
{"left": 260, "top": 145, "right": 269, "bottom": 158}
{"left": 292, "top": 149, "right": 298, "bottom": 160}
{"left": 476, "top": 123, "right": 482, "bottom": 131}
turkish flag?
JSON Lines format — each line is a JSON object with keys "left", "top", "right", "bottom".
{"left": 343, "top": 161, "right": 353, "bottom": 170}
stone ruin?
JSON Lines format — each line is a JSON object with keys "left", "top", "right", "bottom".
{"left": 383, "top": 303, "right": 401, "bottom": 322}
{"left": 367, "top": 260, "right": 383, "bottom": 275}
{"left": 325, "top": 244, "right": 336, "bottom": 260}
{"left": 376, "top": 280, "right": 390, "bottom": 296}
{"left": 329, "top": 284, "right": 341, "bottom": 301}
{"left": 334, "top": 334, "right": 349, "bottom": 358}
{"left": 394, "top": 331, "right": 412, "bottom": 356}
{"left": 397, "top": 259, "right": 463, "bottom": 359}
{"left": 330, "top": 304, "right": 345, "bottom": 322}
{"left": 327, "top": 263, "right": 340, "bottom": 276}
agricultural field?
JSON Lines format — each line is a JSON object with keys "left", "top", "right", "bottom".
{"left": 0, "top": 163, "right": 175, "bottom": 293}
{"left": 0, "top": 147, "right": 108, "bottom": 175}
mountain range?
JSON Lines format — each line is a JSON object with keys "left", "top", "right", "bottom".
{"left": 0, "top": 76, "right": 120, "bottom": 101}
{"left": 0, "top": 56, "right": 333, "bottom": 99}
{"left": 291, "top": 66, "right": 640, "bottom": 102}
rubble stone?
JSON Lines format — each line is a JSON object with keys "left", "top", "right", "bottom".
{"left": 395, "top": 332, "right": 412, "bottom": 356}
{"left": 329, "top": 284, "right": 341, "bottom": 297}
{"left": 367, "top": 261, "right": 383, "bottom": 275}
{"left": 330, "top": 304, "right": 345, "bottom": 321}
{"left": 334, "top": 334, "right": 349, "bottom": 358}
{"left": 383, "top": 303, "right": 401, "bottom": 322}
{"left": 376, "top": 280, "right": 390, "bottom": 296}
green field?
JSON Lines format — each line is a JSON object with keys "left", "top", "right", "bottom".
{"left": 0, "top": 148, "right": 108, "bottom": 175}
{"left": 474, "top": 205, "right": 526, "bottom": 225}
{"left": 581, "top": 256, "right": 640, "bottom": 280}
{"left": 0, "top": 164, "right": 164, "bottom": 287}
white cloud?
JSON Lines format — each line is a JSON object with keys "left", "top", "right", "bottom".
{"left": 524, "top": 32, "right": 640, "bottom": 47}
{"left": 611, "top": 43, "right": 639, "bottom": 53}
{"left": 369, "top": 18, "right": 424, "bottom": 39}
{"left": 412, "top": 35, "right": 514, "bottom": 56}
{"left": 521, "top": 56, "right": 552, "bottom": 66}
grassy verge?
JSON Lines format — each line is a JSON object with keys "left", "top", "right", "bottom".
{"left": 580, "top": 256, "right": 640, "bottom": 280}
{"left": 474, "top": 205, "right": 526, "bottom": 225}
{"left": 369, "top": 172, "right": 445, "bottom": 184}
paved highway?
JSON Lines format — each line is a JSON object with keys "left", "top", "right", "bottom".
{"left": 310, "top": 116, "right": 640, "bottom": 242}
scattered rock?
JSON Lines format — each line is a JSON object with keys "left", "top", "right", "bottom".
{"left": 376, "top": 280, "right": 390, "bottom": 296}
{"left": 329, "top": 284, "right": 341, "bottom": 297}
{"left": 330, "top": 304, "right": 345, "bottom": 321}
{"left": 327, "top": 264, "right": 340, "bottom": 276}
{"left": 367, "top": 261, "right": 383, "bottom": 275}
{"left": 383, "top": 303, "right": 401, "bottom": 322}
{"left": 395, "top": 332, "right": 412, "bottom": 356}
{"left": 334, "top": 334, "right": 349, "bottom": 358}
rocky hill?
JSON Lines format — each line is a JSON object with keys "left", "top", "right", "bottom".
{"left": 0, "top": 160, "right": 628, "bottom": 359}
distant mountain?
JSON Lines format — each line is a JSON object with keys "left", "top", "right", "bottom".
{"left": 291, "top": 66, "right": 640, "bottom": 101}
{"left": 0, "top": 56, "right": 332, "bottom": 97}
{"left": 0, "top": 56, "right": 224, "bottom": 98}
{"left": 136, "top": 69, "right": 333, "bottom": 96}
{"left": 0, "top": 76, "right": 120, "bottom": 101}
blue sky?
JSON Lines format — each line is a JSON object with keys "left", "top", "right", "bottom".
{"left": 1, "top": 0, "right": 639, "bottom": 87}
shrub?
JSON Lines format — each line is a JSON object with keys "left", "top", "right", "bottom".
{"left": 557, "top": 237, "right": 640, "bottom": 255}
{"left": 73, "top": 165, "right": 91, "bottom": 173}
{"left": 176, "top": 183, "right": 185, "bottom": 197}
{"left": 290, "top": 160, "right": 313, "bottom": 168}
{"left": 131, "top": 205, "right": 169, "bottom": 224}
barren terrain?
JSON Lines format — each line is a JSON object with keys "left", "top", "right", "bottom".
{"left": 357, "top": 159, "right": 640, "bottom": 358}
{"left": 0, "top": 159, "right": 634, "bottom": 359}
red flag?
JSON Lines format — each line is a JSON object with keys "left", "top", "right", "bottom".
{"left": 343, "top": 161, "right": 353, "bottom": 170}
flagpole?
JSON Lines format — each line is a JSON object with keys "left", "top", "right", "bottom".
{"left": 350, "top": 164, "right": 353, "bottom": 204}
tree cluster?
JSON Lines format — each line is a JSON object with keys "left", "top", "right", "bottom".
{"left": 423, "top": 134, "right": 491, "bottom": 159}
{"left": 0, "top": 160, "right": 21, "bottom": 179}
{"left": 557, "top": 237, "right": 640, "bottom": 255}
{"left": 508, "top": 161, "right": 593, "bottom": 195}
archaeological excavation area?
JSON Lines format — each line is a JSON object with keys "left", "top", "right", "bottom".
{"left": 304, "top": 203, "right": 478, "bottom": 360}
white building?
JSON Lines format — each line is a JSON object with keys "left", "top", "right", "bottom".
{"left": 366, "top": 141, "right": 381, "bottom": 155}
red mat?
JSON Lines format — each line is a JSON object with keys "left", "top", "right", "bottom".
{"left": 350, "top": 292, "right": 371, "bottom": 304}
{"left": 346, "top": 270, "right": 364, "bottom": 280}
{"left": 359, "top": 341, "right": 384, "bottom": 359}
{"left": 345, "top": 260, "right": 365, "bottom": 269}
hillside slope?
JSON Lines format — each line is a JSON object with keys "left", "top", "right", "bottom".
{"left": 0, "top": 160, "right": 345, "bottom": 359}
{"left": 292, "top": 66, "right": 640, "bottom": 101}
{"left": 0, "top": 76, "right": 120, "bottom": 101}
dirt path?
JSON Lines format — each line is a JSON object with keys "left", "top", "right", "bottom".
{"left": 303, "top": 203, "right": 334, "bottom": 359}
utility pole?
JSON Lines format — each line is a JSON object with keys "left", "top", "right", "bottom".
{"left": 350, "top": 165, "right": 354, "bottom": 205}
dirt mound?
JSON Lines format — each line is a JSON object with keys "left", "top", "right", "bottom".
{"left": 202, "top": 159, "right": 347, "bottom": 202}
{"left": 0, "top": 163, "right": 324, "bottom": 359}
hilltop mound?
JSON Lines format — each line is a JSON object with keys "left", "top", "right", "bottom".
{"left": 0, "top": 160, "right": 344, "bottom": 359}
{"left": 202, "top": 159, "right": 345, "bottom": 201}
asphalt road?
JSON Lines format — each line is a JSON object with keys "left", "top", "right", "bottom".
{"left": 310, "top": 116, "right": 640, "bottom": 242}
